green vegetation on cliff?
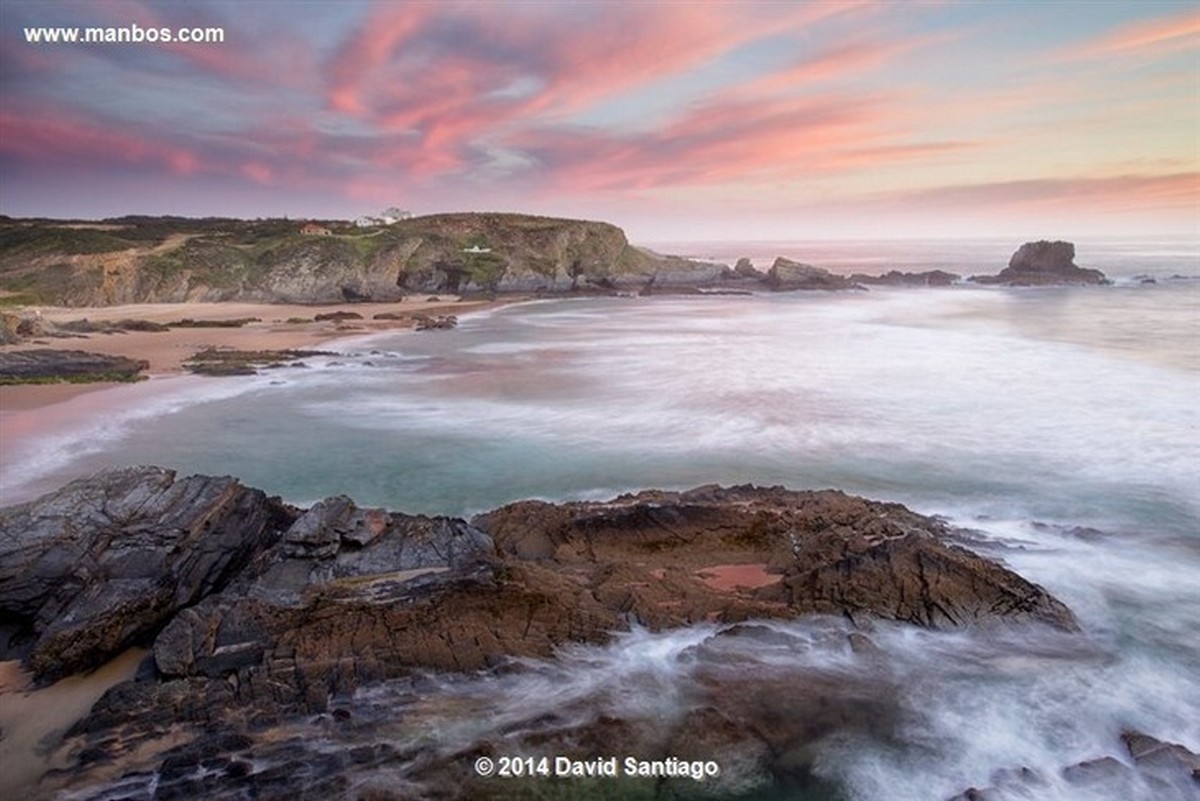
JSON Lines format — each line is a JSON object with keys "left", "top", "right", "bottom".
{"left": 0, "top": 213, "right": 688, "bottom": 306}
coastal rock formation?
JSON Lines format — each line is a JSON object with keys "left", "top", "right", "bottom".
{"left": 0, "top": 348, "right": 149, "bottom": 384}
{"left": 0, "top": 214, "right": 700, "bottom": 305}
{"left": 851, "top": 269, "right": 960, "bottom": 286}
{"left": 476, "top": 485, "right": 1077, "bottom": 631}
{"left": 764, "top": 258, "right": 863, "bottom": 291}
{"left": 0, "top": 467, "right": 291, "bottom": 679}
{"left": 0, "top": 216, "right": 875, "bottom": 306}
{"left": 947, "top": 730, "right": 1200, "bottom": 800}
{"left": 0, "top": 469, "right": 1081, "bottom": 799}
{"left": 971, "top": 240, "right": 1108, "bottom": 286}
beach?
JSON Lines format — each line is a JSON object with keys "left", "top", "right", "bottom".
{"left": 0, "top": 296, "right": 498, "bottom": 413}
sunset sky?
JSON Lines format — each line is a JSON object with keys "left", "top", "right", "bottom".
{"left": 1, "top": 1, "right": 1197, "bottom": 241}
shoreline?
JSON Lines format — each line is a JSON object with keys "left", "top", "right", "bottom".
{"left": 0, "top": 295, "right": 509, "bottom": 414}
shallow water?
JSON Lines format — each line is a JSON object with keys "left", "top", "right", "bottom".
{"left": 2, "top": 239, "right": 1198, "bottom": 799}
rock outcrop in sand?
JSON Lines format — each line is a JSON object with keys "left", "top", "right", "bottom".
{"left": 0, "top": 468, "right": 1080, "bottom": 799}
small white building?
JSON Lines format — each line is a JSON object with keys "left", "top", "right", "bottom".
{"left": 354, "top": 216, "right": 380, "bottom": 228}
{"left": 462, "top": 245, "right": 492, "bottom": 254}
{"left": 378, "top": 207, "right": 412, "bottom": 225}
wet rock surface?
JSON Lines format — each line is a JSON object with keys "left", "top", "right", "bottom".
{"left": 0, "top": 468, "right": 1083, "bottom": 799}
{"left": 947, "top": 730, "right": 1200, "bottom": 801}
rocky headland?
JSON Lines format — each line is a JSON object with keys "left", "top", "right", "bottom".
{"left": 0, "top": 467, "right": 1090, "bottom": 799}
{"left": 970, "top": 240, "right": 1109, "bottom": 286}
{"left": 1, "top": 214, "right": 1000, "bottom": 310}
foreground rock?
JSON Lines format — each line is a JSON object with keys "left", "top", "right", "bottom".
{"left": 971, "top": 240, "right": 1109, "bottom": 286}
{"left": 0, "top": 467, "right": 291, "bottom": 678}
{"left": 0, "top": 469, "right": 1080, "bottom": 798}
{"left": 948, "top": 730, "right": 1200, "bottom": 800}
{"left": 0, "top": 348, "right": 149, "bottom": 384}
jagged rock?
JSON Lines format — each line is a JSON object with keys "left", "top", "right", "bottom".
{"left": 764, "top": 258, "right": 862, "bottom": 291}
{"left": 1, "top": 471, "right": 1086, "bottom": 800}
{"left": 0, "top": 349, "right": 149, "bottom": 384}
{"left": 477, "top": 485, "right": 1077, "bottom": 632}
{"left": 948, "top": 731, "right": 1200, "bottom": 800}
{"left": 0, "top": 467, "right": 293, "bottom": 680}
{"left": 971, "top": 241, "right": 1108, "bottom": 286}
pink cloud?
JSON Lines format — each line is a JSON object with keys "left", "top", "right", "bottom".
{"left": 1064, "top": 7, "right": 1200, "bottom": 60}
{"left": 892, "top": 173, "right": 1200, "bottom": 217}
{"left": 0, "top": 106, "right": 202, "bottom": 176}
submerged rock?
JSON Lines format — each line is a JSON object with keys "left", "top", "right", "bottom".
{"left": 971, "top": 240, "right": 1109, "bottom": 286}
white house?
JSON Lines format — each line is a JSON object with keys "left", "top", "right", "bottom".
{"left": 378, "top": 207, "right": 412, "bottom": 225}
{"left": 356, "top": 208, "right": 412, "bottom": 227}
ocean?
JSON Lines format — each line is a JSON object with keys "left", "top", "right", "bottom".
{"left": 2, "top": 238, "right": 1198, "bottom": 799}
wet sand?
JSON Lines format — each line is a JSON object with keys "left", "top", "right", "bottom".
{"left": 0, "top": 649, "right": 148, "bottom": 797}
{"left": 0, "top": 296, "right": 499, "bottom": 414}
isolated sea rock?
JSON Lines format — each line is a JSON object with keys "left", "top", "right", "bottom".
{"left": 971, "top": 240, "right": 1108, "bottom": 286}
{"left": 0, "top": 467, "right": 292, "bottom": 680}
{"left": 764, "top": 257, "right": 862, "bottom": 291}
{"left": 0, "top": 349, "right": 150, "bottom": 384}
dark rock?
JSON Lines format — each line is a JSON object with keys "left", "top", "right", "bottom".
{"left": 0, "top": 467, "right": 294, "bottom": 679}
{"left": 476, "top": 484, "right": 1078, "bottom": 632}
{"left": 764, "top": 258, "right": 862, "bottom": 291}
{"left": 1121, "top": 729, "right": 1200, "bottom": 778}
{"left": 851, "top": 269, "right": 960, "bottom": 286}
{"left": 413, "top": 313, "right": 457, "bottom": 330}
{"left": 4, "top": 471, "right": 1085, "bottom": 800}
{"left": 313, "top": 310, "right": 363, "bottom": 322}
{"left": 0, "top": 349, "right": 149, "bottom": 384}
{"left": 971, "top": 241, "right": 1108, "bottom": 286}
{"left": 734, "top": 257, "right": 764, "bottom": 279}
{"left": 371, "top": 311, "right": 408, "bottom": 321}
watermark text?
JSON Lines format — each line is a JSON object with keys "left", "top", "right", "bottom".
{"left": 25, "top": 23, "right": 225, "bottom": 45}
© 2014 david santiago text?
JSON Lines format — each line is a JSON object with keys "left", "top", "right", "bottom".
{"left": 24, "top": 23, "right": 225, "bottom": 45}
{"left": 474, "top": 755, "right": 722, "bottom": 782}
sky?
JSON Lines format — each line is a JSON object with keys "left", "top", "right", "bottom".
{"left": 1, "top": 0, "right": 1197, "bottom": 242}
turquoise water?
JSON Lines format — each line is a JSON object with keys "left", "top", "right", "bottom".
{"left": 1, "top": 240, "right": 1198, "bottom": 799}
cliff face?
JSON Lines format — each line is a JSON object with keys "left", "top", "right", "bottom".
{"left": 0, "top": 214, "right": 704, "bottom": 306}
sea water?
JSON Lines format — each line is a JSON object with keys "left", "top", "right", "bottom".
{"left": 1, "top": 239, "right": 1197, "bottom": 799}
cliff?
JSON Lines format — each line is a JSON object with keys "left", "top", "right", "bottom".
{"left": 0, "top": 214, "right": 722, "bottom": 306}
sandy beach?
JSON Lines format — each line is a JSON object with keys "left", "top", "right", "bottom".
{"left": 0, "top": 296, "right": 498, "bottom": 413}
